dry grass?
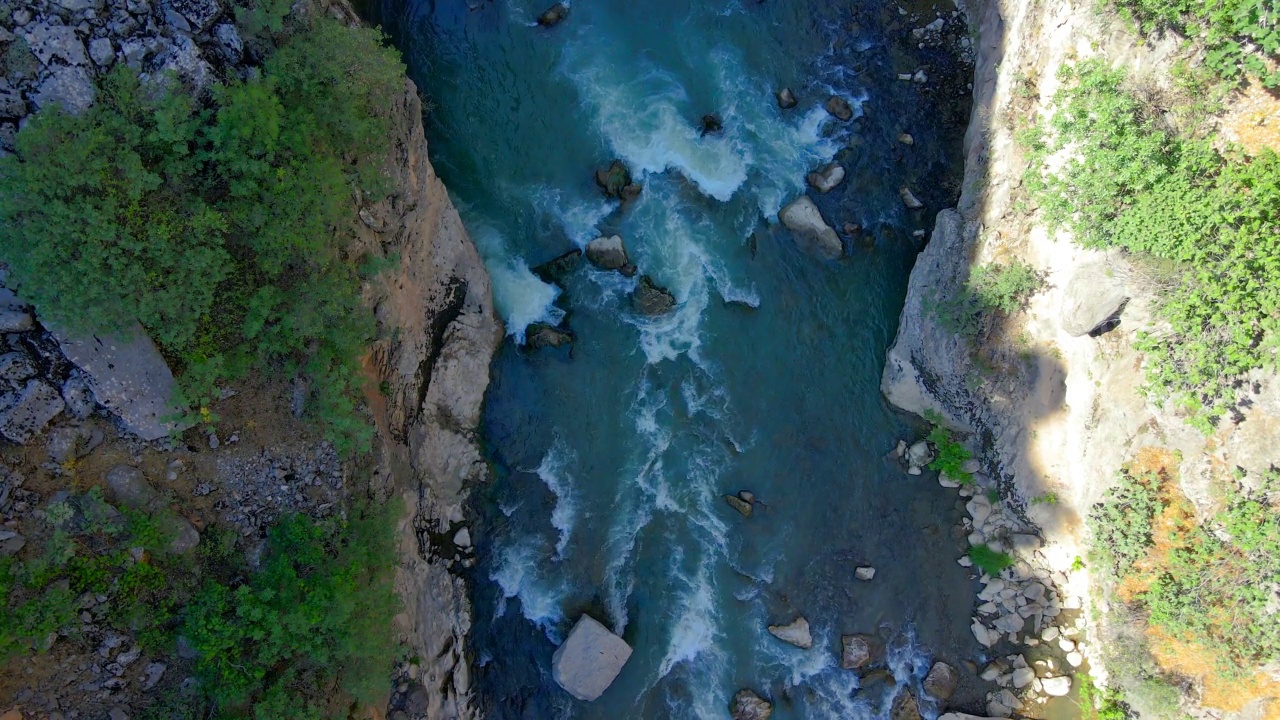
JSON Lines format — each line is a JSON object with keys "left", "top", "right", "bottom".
{"left": 1148, "top": 626, "right": 1280, "bottom": 713}
{"left": 1219, "top": 78, "right": 1280, "bottom": 155}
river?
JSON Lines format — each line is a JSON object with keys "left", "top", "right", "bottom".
{"left": 367, "top": 0, "right": 978, "bottom": 716}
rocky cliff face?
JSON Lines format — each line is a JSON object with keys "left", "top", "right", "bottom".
{"left": 885, "top": 1, "right": 1280, "bottom": 716}
{"left": 352, "top": 75, "right": 502, "bottom": 720}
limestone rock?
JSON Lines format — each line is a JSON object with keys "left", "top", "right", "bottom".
{"left": 1061, "top": 260, "right": 1128, "bottom": 336}
{"left": 779, "top": 196, "right": 842, "bottom": 260}
{"left": 0, "top": 380, "right": 64, "bottom": 444}
{"left": 724, "top": 494, "right": 752, "bottom": 517}
{"left": 767, "top": 616, "right": 812, "bottom": 649}
{"left": 24, "top": 23, "right": 89, "bottom": 66}
{"left": 971, "top": 619, "right": 998, "bottom": 647}
{"left": 551, "top": 615, "right": 633, "bottom": 701}
{"left": 840, "top": 634, "right": 881, "bottom": 669}
{"left": 89, "top": 37, "right": 115, "bottom": 67}
{"left": 0, "top": 351, "right": 37, "bottom": 383}
{"left": 730, "top": 689, "right": 773, "bottom": 720}
{"left": 825, "top": 96, "right": 854, "bottom": 121}
{"left": 806, "top": 163, "right": 846, "bottom": 194}
{"left": 633, "top": 276, "right": 676, "bottom": 315}
{"left": 1041, "top": 675, "right": 1071, "bottom": 696}
{"left": 923, "top": 661, "right": 960, "bottom": 702}
{"left": 899, "top": 187, "right": 925, "bottom": 210}
{"left": 1011, "top": 667, "right": 1034, "bottom": 688}
{"left": 586, "top": 235, "right": 629, "bottom": 271}
{"left": 537, "top": 2, "right": 569, "bottom": 27}
{"left": 776, "top": 88, "right": 796, "bottom": 109}
{"left": 32, "top": 66, "right": 96, "bottom": 115}
{"left": 855, "top": 566, "right": 876, "bottom": 581}
{"left": 906, "top": 440, "right": 935, "bottom": 468}
{"left": 50, "top": 323, "right": 186, "bottom": 441}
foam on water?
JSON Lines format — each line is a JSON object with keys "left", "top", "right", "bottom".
{"left": 533, "top": 438, "right": 579, "bottom": 559}
{"left": 469, "top": 224, "right": 565, "bottom": 342}
{"left": 531, "top": 185, "right": 619, "bottom": 246}
{"left": 490, "top": 534, "right": 572, "bottom": 642}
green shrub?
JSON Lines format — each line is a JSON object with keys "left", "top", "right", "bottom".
{"left": 1025, "top": 60, "right": 1280, "bottom": 429}
{"left": 1109, "top": 0, "right": 1280, "bottom": 86}
{"left": 927, "top": 426, "right": 975, "bottom": 484}
{"left": 969, "top": 543, "right": 1014, "bottom": 575}
{"left": 0, "top": 16, "right": 404, "bottom": 453}
{"left": 183, "top": 506, "right": 400, "bottom": 718}
{"left": 969, "top": 260, "right": 1044, "bottom": 314}
{"left": 1089, "top": 470, "right": 1164, "bottom": 578}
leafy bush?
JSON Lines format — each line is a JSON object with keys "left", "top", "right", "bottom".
{"left": 0, "top": 16, "right": 405, "bottom": 452}
{"left": 969, "top": 261, "right": 1044, "bottom": 314}
{"left": 1024, "top": 60, "right": 1280, "bottom": 429}
{"left": 927, "top": 426, "right": 975, "bottom": 484}
{"left": 183, "top": 507, "right": 399, "bottom": 718}
{"left": 1089, "top": 470, "right": 1165, "bottom": 578}
{"left": 969, "top": 543, "right": 1014, "bottom": 575}
{"left": 1109, "top": 0, "right": 1280, "bottom": 86}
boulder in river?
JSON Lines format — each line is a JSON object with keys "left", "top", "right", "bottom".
{"left": 552, "top": 614, "right": 633, "bottom": 701}
{"left": 586, "top": 235, "right": 629, "bottom": 271}
{"left": 724, "top": 494, "right": 752, "bottom": 517}
{"left": 776, "top": 88, "right": 797, "bottom": 109}
{"left": 891, "top": 690, "right": 923, "bottom": 720}
{"left": 807, "top": 163, "right": 846, "bottom": 193}
{"left": 730, "top": 689, "right": 773, "bottom": 720}
{"left": 595, "top": 160, "right": 635, "bottom": 199}
{"left": 537, "top": 2, "right": 569, "bottom": 26}
{"left": 840, "top": 634, "right": 882, "bottom": 670}
{"left": 923, "top": 661, "right": 959, "bottom": 702}
{"left": 1060, "top": 260, "right": 1127, "bottom": 336}
{"left": 633, "top": 276, "right": 677, "bottom": 315}
{"left": 525, "top": 323, "right": 575, "bottom": 350}
{"left": 898, "top": 186, "right": 925, "bottom": 210}
{"left": 855, "top": 566, "right": 876, "bottom": 581}
{"left": 1041, "top": 675, "right": 1071, "bottom": 696}
{"left": 825, "top": 96, "right": 854, "bottom": 121}
{"left": 701, "top": 113, "right": 724, "bottom": 136}
{"left": 767, "top": 616, "right": 812, "bottom": 649}
{"left": 779, "top": 196, "right": 842, "bottom": 260}
{"left": 533, "top": 249, "right": 583, "bottom": 283}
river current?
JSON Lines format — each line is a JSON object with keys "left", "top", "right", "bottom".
{"left": 368, "top": 0, "right": 977, "bottom": 716}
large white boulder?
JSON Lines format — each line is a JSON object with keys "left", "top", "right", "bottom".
{"left": 779, "top": 196, "right": 842, "bottom": 260}
{"left": 552, "top": 615, "right": 633, "bottom": 701}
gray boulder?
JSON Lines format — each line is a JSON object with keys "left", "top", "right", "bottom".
{"left": 525, "top": 323, "right": 574, "bottom": 350}
{"left": 88, "top": 37, "right": 115, "bottom": 67}
{"left": 585, "top": 235, "right": 629, "bottom": 271}
{"left": 779, "top": 196, "right": 841, "bottom": 260}
{"left": 212, "top": 23, "right": 242, "bottom": 64}
{"left": 164, "top": 0, "right": 221, "bottom": 31}
{"left": 50, "top": 323, "right": 186, "bottom": 441}
{"left": 806, "top": 163, "right": 846, "bottom": 193}
{"left": 53, "top": 0, "right": 102, "bottom": 11}
{"left": 724, "top": 494, "right": 752, "bottom": 517}
{"left": 891, "top": 691, "right": 923, "bottom": 720}
{"left": 633, "top": 276, "right": 676, "bottom": 316}
{"left": 32, "top": 66, "right": 96, "bottom": 115}
{"left": 841, "top": 634, "right": 882, "bottom": 669}
{"left": 1061, "top": 260, "right": 1128, "bottom": 336}
{"left": 775, "top": 88, "right": 797, "bottom": 110}
{"left": 730, "top": 689, "right": 773, "bottom": 720}
{"left": 0, "top": 529, "right": 26, "bottom": 555}
{"left": 0, "top": 380, "right": 65, "bottom": 443}
{"left": 899, "top": 187, "right": 925, "bottom": 210}
{"left": 60, "top": 372, "right": 97, "bottom": 419}
{"left": 24, "top": 23, "right": 89, "bottom": 66}
{"left": 0, "top": 351, "right": 37, "bottom": 383}
{"left": 923, "top": 661, "right": 959, "bottom": 702}
{"left": 767, "top": 616, "right": 812, "bottom": 649}
{"left": 551, "top": 614, "right": 633, "bottom": 701}
{"left": 0, "top": 309, "right": 34, "bottom": 332}
{"left": 154, "top": 34, "right": 213, "bottom": 90}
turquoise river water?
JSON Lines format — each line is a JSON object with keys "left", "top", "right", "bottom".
{"left": 368, "top": 0, "right": 981, "bottom": 717}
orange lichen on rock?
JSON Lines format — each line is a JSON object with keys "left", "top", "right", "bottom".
{"left": 1219, "top": 77, "right": 1280, "bottom": 156}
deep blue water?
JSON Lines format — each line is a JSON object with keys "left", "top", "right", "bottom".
{"left": 367, "top": 1, "right": 978, "bottom": 716}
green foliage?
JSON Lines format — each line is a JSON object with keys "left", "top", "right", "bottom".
{"left": 1025, "top": 60, "right": 1280, "bottom": 428}
{"left": 0, "top": 17, "right": 405, "bottom": 453}
{"left": 1109, "top": 0, "right": 1280, "bottom": 86}
{"left": 183, "top": 506, "right": 400, "bottom": 718}
{"left": 1079, "top": 674, "right": 1133, "bottom": 720}
{"left": 931, "top": 260, "right": 1043, "bottom": 338}
{"left": 969, "top": 543, "right": 1014, "bottom": 575}
{"left": 921, "top": 411, "right": 975, "bottom": 484}
{"left": 1089, "top": 470, "right": 1164, "bottom": 578}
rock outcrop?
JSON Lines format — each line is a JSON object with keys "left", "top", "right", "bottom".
{"left": 354, "top": 75, "right": 502, "bottom": 720}
{"left": 1059, "top": 259, "right": 1128, "bottom": 336}
{"left": 585, "top": 235, "right": 630, "bottom": 271}
{"left": 633, "top": 275, "right": 677, "bottom": 315}
{"left": 551, "top": 615, "right": 633, "bottom": 702}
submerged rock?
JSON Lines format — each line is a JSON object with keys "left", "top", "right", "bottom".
{"left": 537, "top": 2, "right": 569, "bottom": 26}
{"left": 533, "top": 248, "right": 583, "bottom": 283}
{"left": 730, "top": 689, "right": 773, "bottom": 720}
{"left": 595, "top": 159, "right": 636, "bottom": 199}
{"left": 585, "top": 235, "right": 629, "bottom": 271}
{"left": 701, "top": 113, "right": 724, "bottom": 136}
{"left": 632, "top": 276, "right": 676, "bottom": 315}
{"left": 779, "top": 196, "right": 842, "bottom": 260}
{"left": 1061, "top": 260, "right": 1127, "bottom": 336}
{"left": 724, "top": 494, "right": 752, "bottom": 517}
{"left": 767, "top": 616, "right": 812, "bottom": 649}
{"left": 525, "top": 323, "right": 575, "bottom": 350}
{"left": 923, "top": 661, "right": 959, "bottom": 702}
{"left": 825, "top": 96, "right": 854, "bottom": 121}
{"left": 806, "top": 162, "right": 846, "bottom": 193}
{"left": 891, "top": 690, "right": 923, "bottom": 720}
{"left": 776, "top": 88, "right": 797, "bottom": 109}
{"left": 899, "top": 186, "right": 925, "bottom": 210}
{"left": 551, "top": 614, "right": 633, "bottom": 701}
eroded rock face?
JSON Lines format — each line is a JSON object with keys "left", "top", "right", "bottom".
{"left": 551, "top": 615, "right": 633, "bottom": 701}
{"left": 355, "top": 77, "right": 502, "bottom": 720}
